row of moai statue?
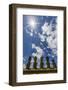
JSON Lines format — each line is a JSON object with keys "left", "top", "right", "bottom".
{"left": 26, "top": 56, "right": 57, "bottom": 69}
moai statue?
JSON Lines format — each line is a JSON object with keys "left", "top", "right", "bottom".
{"left": 40, "top": 56, "right": 44, "bottom": 69}
{"left": 46, "top": 56, "right": 50, "bottom": 68}
{"left": 26, "top": 56, "right": 31, "bottom": 69}
{"left": 52, "top": 59, "right": 57, "bottom": 68}
{"left": 33, "top": 56, "right": 37, "bottom": 69}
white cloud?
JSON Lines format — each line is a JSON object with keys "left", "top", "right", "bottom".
{"left": 35, "top": 31, "right": 37, "bottom": 34}
{"left": 32, "top": 53, "right": 37, "bottom": 57}
{"left": 44, "top": 64, "right": 47, "bottom": 68}
{"left": 30, "top": 32, "right": 33, "bottom": 36}
{"left": 29, "top": 58, "right": 34, "bottom": 69}
{"left": 37, "top": 64, "right": 40, "bottom": 69}
{"left": 47, "top": 33, "right": 57, "bottom": 49}
{"left": 50, "top": 61, "right": 54, "bottom": 68}
{"left": 31, "top": 58, "right": 34, "bottom": 63}
{"left": 41, "top": 22, "right": 52, "bottom": 36}
{"left": 25, "top": 27, "right": 33, "bottom": 37}
{"left": 32, "top": 43, "right": 36, "bottom": 48}
{"left": 40, "top": 42, "right": 43, "bottom": 46}
{"left": 41, "top": 18, "right": 57, "bottom": 55}
{"left": 32, "top": 44, "right": 44, "bottom": 59}
{"left": 46, "top": 30, "right": 57, "bottom": 55}
{"left": 30, "top": 63, "right": 33, "bottom": 69}
{"left": 23, "top": 57, "right": 28, "bottom": 63}
{"left": 38, "top": 33, "right": 46, "bottom": 42}
{"left": 52, "top": 48, "right": 57, "bottom": 55}
{"left": 23, "top": 64, "right": 26, "bottom": 69}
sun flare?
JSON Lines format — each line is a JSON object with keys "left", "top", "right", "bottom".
{"left": 29, "top": 19, "right": 36, "bottom": 29}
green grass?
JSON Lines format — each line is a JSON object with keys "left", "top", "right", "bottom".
{"left": 23, "top": 68, "right": 57, "bottom": 74}
{"left": 24, "top": 68, "right": 57, "bottom": 71}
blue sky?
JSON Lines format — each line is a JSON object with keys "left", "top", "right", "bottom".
{"left": 23, "top": 15, "right": 57, "bottom": 66}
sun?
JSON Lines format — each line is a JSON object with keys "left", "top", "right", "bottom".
{"left": 29, "top": 19, "right": 36, "bottom": 29}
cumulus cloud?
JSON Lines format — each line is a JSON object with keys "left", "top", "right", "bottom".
{"left": 23, "top": 64, "right": 26, "bottom": 69}
{"left": 50, "top": 61, "right": 54, "bottom": 68}
{"left": 37, "top": 64, "right": 40, "bottom": 69}
{"left": 47, "top": 31, "right": 57, "bottom": 49}
{"left": 30, "top": 32, "right": 33, "bottom": 36}
{"left": 32, "top": 43, "right": 44, "bottom": 59}
{"left": 44, "top": 64, "right": 47, "bottom": 68}
{"left": 25, "top": 25, "right": 34, "bottom": 37}
{"left": 38, "top": 33, "right": 46, "bottom": 42}
{"left": 40, "top": 18, "right": 57, "bottom": 55}
{"left": 23, "top": 57, "right": 27, "bottom": 62}
{"left": 30, "top": 63, "right": 33, "bottom": 69}
{"left": 41, "top": 22, "right": 52, "bottom": 35}
{"left": 32, "top": 43, "right": 36, "bottom": 48}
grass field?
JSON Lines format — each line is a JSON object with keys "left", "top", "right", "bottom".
{"left": 23, "top": 68, "right": 57, "bottom": 74}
